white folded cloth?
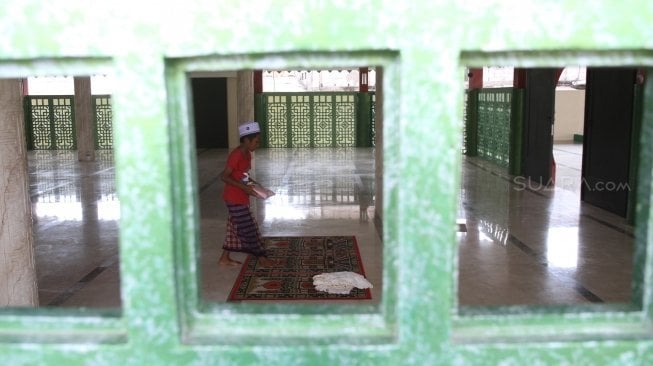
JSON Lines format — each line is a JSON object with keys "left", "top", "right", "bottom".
{"left": 312, "top": 271, "right": 373, "bottom": 294}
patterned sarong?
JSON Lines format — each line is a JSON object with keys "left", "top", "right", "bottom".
{"left": 223, "top": 203, "right": 267, "bottom": 257}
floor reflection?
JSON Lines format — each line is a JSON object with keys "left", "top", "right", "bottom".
{"left": 26, "top": 144, "right": 633, "bottom": 308}
{"left": 458, "top": 143, "right": 634, "bottom": 306}
{"left": 198, "top": 148, "right": 383, "bottom": 304}
{"left": 546, "top": 227, "right": 579, "bottom": 268}
{"left": 253, "top": 148, "right": 376, "bottom": 223}
{"left": 28, "top": 147, "right": 379, "bottom": 307}
{"left": 28, "top": 150, "right": 121, "bottom": 308}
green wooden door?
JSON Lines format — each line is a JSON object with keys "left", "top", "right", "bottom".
{"left": 522, "top": 68, "right": 557, "bottom": 185}
{"left": 582, "top": 67, "right": 637, "bottom": 217}
{"left": 2, "top": 1, "right": 653, "bottom": 365}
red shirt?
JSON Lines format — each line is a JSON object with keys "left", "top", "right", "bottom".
{"left": 222, "top": 148, "right": 251, "bottom": 205}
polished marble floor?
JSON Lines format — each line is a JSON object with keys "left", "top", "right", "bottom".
{"left": 26, "top": 143, "right": 634, "bottom": 308}
{"left": 458, "top": 143, "right": 633, "bottom": 306}
{"left": 29, "top": 150, "right": 120, "bottom": 307}
{"left": 196, "top": 148, "right": 382, "bottom": 305}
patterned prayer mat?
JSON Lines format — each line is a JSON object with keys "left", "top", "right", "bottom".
{"left": 228, "top": 236, "right": 372, "bottom": 301}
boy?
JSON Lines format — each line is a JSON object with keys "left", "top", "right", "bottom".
{"left": 218, "top": 121, "right": 276, "bottom": 267}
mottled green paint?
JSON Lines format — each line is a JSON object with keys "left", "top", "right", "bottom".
{"left": 1, "top": 0, "right": 653, "bottom": 365}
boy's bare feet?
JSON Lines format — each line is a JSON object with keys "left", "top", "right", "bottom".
{"left": 218, "top": 257, "right": 242, "bottom": 267}
{"left": 218, "top": 251, "right": 242, "bottom": 267}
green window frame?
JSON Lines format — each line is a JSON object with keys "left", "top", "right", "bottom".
{"left": 0, "top": 58, "right": 126, "bottom": 346}
{"left": 2, "top": 52, "right": 652, "bottom": 365}
{"left": 454, "top": 51, "right": 653, "bottom": 353}
{"left": 165, "top": 52, "right": 400, "bottom": 346}
{"left": 2, "top": 2, "right": 653, "bottom": 365}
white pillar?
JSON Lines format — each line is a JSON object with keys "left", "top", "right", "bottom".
{"left": 74, "top": 76, "right": 95, "bottom": 161}
{"left": 229, "top": 71, "right": 255, "bottom": 148}
{"left": 0, "top": 79, "right": 39, "bottom": 306}
{"left": 237, "top": 70, "right": 255, "bottom": 123}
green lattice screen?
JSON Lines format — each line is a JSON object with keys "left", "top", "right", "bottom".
{"left": 462, "top": 91, "right": 467, "bottom": 154}
{"left": 262, "top": 92, "right": 357, "bottom": 147}
{"left": 370, "top": 92, "right": 376, "bottom": 147}
{"left": 476, "top": 88, "right": 512, "bottom": 167}
{"left": 25, "top": 96, "right": 76, "bottom": 150}
{"left": 93, "top": 95, "right": 113, "bottom": 149}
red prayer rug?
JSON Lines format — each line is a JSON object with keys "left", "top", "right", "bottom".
{"left": 227, "top": 236, "right": 372, "bottom": 301}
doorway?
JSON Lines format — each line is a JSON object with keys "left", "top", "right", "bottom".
{"left": 552, "top": 67, "right": 586, "bottom": 195}
{"left": 191, "top": 77, "right": 229, "bottom": 148}
{"left": 522, "top": 66, "right": 640, "bottom": 219}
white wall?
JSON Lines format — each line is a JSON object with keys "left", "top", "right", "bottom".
{"left": 554, "top": 87, "right": 585, "bottom": 142}
{"left": 27, "top": 75, "right": 113, "bottom": 95}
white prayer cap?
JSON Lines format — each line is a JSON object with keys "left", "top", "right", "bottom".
{"left": 238, "top": 121, "right": 261, "bottom": 137}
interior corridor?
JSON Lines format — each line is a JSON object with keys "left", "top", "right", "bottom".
{"left": 27, "top": 144, "right": 634, "bottom": 308}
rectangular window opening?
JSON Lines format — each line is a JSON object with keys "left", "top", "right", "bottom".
{"left": 455, "top": 51, "right": 653, "bottom": 343}
{"left": 0, "top": 60, "right": 124, "bottom": 344}
{"left": 166, "top": 54, "right": 398, "bottom": 346}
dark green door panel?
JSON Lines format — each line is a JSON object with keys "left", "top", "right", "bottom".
{"left": 582, "top": 67, "right": 636, "bottom": 217}
{"left": 522, "top": 68, "right": 557, "bottom": 185}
